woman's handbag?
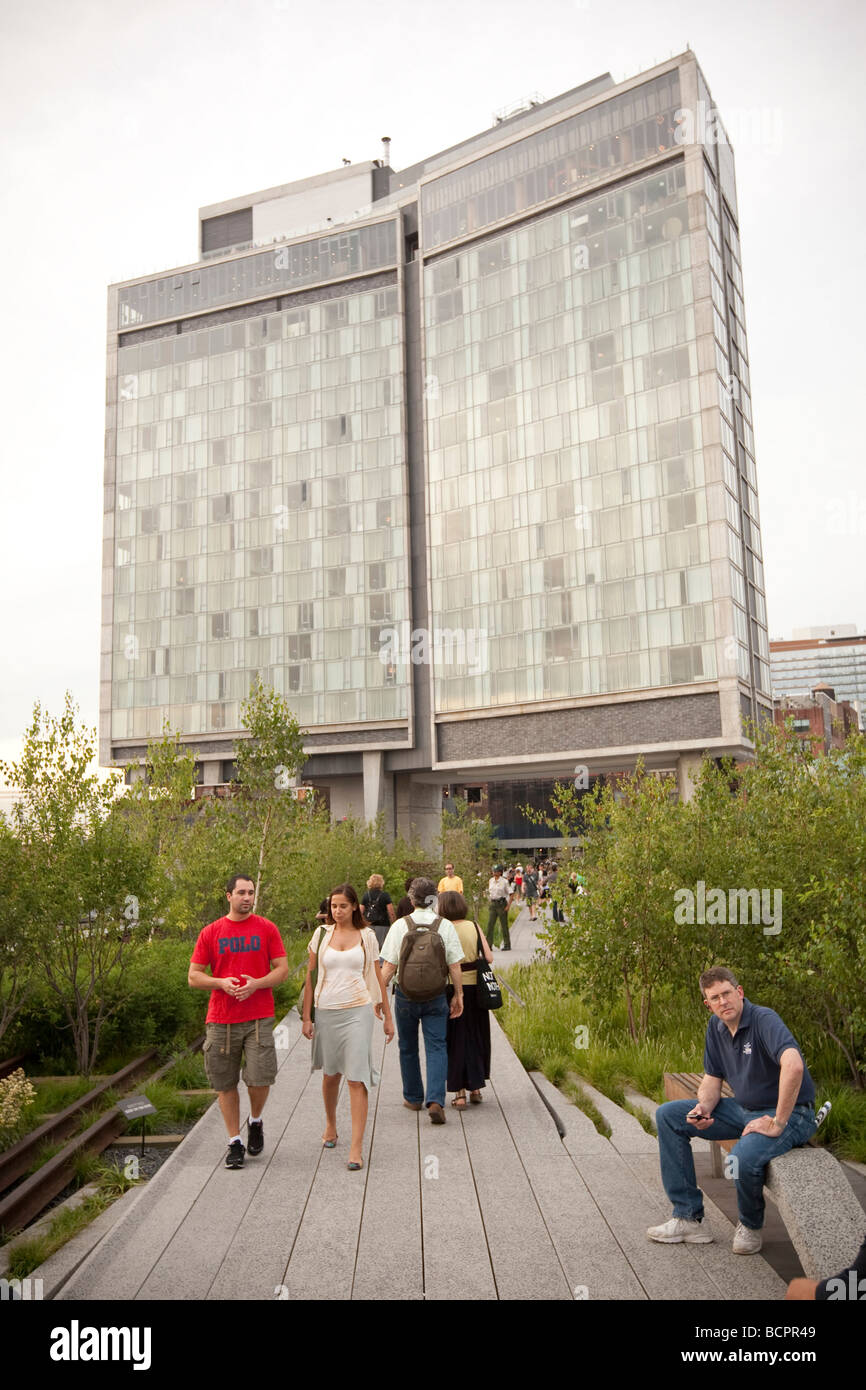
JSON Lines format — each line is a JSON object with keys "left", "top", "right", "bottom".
{"left": 471, "top": 923, "right": 503, "bottom": 1011}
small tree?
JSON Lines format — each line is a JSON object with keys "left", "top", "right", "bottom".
{"left": 733, "top": 721, "right": 866, "bottom": 1088}
{"left": 529, "top": 765, "right": 701, "bottom": 1039}
{"left": 234, "top": 678, "right": 306, "bottom": 911}
{"left": 0, "top": 820, "right": 37, "bottom": 1047}
{"left": 0, "top": 696, "right": 157, "bottom": 1072}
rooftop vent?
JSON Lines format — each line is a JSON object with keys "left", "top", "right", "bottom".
{"left": 492, "top": 93, "right": 545, "bottom": 125}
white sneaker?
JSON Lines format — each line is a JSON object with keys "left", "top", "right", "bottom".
{"left": 646, "top": 1216, "right": 713, "bottom": 1244}
{"left": 732, "top": 1221, "right": 763, "bottom": 1254}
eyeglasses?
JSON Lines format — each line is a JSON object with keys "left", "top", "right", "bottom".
{"left": 706, "top": 987, "right": 737, "bottom": 1005}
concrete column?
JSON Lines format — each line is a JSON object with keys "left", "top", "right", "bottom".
{"left": 395, "top": 776, "right": 441, "bottom": 851}
{"left": 676, "top": 753, "right": 703, "bottom": 803}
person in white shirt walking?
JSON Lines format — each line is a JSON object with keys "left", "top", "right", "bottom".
{"left": 486, "top": 864, "right": 513, "bottom": 951}
{"left": 379, "top": 878, "right": 466, "bottom": 1124}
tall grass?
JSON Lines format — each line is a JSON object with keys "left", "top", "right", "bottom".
{"left": 496, "top": 960, "right": 866, "bottom": 1160}
{"left": 5, "top": 1157, "right": 140, "bottom": 1277}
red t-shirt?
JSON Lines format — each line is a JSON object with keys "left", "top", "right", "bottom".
{"left": 191, "top": 915, "right": 286, "bottom": 1025}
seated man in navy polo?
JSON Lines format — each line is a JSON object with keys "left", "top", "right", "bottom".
{"left": 648, "top": 966, "right": 817, "bottom": 1255}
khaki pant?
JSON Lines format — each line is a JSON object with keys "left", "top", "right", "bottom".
{"left": 203, "top": 1018, "right": 277, "bottom": 1091}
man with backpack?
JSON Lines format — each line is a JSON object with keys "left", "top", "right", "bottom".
{"left": 379, "top": 877, "right": 466, "bottom": 1124}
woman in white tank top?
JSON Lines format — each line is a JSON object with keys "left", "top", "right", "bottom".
{"left": 302, "top": 883, "right": 394, "bottom": 1169}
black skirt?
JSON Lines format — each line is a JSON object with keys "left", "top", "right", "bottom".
{"left": 447, "top": 984, "right": 491, "bottom": 1092}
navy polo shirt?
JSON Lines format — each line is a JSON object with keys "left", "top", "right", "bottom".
{"left": 703, "top": 998, "right": 815, "bottom": 1112}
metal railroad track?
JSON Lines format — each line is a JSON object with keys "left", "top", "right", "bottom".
{"left": 0, "top": 1038, "right": 204, "bottom": 1236}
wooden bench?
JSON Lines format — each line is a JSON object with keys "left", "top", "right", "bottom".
{"left": 662, "top": 1072, "right": 865, "bottom": 1278}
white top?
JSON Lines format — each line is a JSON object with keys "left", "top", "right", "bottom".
{"left": 317, "top": 941, "right": 371, "bottom": 1010}
{"left": 308, "top": 926, "right": 381, "bottom": 1011}
{"left": 488, "top": 877, "right": 511, "bottom": 900}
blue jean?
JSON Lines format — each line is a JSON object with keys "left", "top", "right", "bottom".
{"left": 655, "top": 1098, "right": 817, "bottom": 1230}
{"left": 394, "top": 987, "right": 449, "bottom": 1108}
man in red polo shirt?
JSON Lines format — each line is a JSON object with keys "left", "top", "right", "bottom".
{"left": 189, "top": 874, "right": 288, "bottom": 1169}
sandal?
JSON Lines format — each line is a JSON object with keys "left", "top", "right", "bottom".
{"left": 469, "top": 1091, "right": 482, "bottom": 1104}
{"left": 451, "top": 1092, "right": 467, "bottom": 1110}
{"left": 323, "top": 1133, "right": 338, "bottom": 1148}
{"left": 347, "top": 1159, "right": 363, "bottom": 1171}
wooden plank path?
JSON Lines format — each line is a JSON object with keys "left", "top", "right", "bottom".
{"left": 57, "top": 993, "right": 786, "bottom": 1301}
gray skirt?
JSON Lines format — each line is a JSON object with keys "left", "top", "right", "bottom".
{"left": 311, "top": 1003, "right": 380, "bottom": 1089}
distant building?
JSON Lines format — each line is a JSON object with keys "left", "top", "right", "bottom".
{"left": 103, "top": 50, "right": 772, "bottom": 844}
{"left": 773, "top": 684, "right": 858, "bottom": 756}
{"left": 771, "top": 627, "right": 866, "bottom": 731}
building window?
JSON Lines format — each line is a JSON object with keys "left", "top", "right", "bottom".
{"left": 250, "top": 547, "right": 273, "bottom": 574}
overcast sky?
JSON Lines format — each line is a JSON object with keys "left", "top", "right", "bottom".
{"left": 1, "top": 0, "right": 864, "bottom": 767}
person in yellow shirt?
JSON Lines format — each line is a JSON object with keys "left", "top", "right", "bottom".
{"left": 437, "top": 863, "right": 463, "bottom": 894}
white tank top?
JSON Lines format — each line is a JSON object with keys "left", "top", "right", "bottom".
{"left": 317, "top": 940, "right": 372, "bottom": 1010}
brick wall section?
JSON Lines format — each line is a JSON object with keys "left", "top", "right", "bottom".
{"left": 304, "top": 727, "right": 407, "bottom": 748}
{"left": 437, "top": 692, "right": 722, "bottom": 761}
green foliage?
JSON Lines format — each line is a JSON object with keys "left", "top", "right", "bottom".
{"left": 560, "top": 1077, "right": 612, "bottom": 1138}
{"left": 97, "top": 939, "right": 207, "bottom": 1056}
{"left": 0, "top": 696, "right": 160, "bottom": 1072}
{"left": 530, "top": 723, "right": 866, "bottom": 1084}
{"left": 0, "top": 819, "right": 39, "bottom": 1046}
{"left": 234, "top": 676, "right": 307, "bottom": 911}
{"left": 496, "top": 957, "right": 866, "bottom": 1160}
{"left": 438, "top": 800, "right": 503, "bottom": 921}
{"left": 261, "top": 808, "right": 428, "bottom": 935}
{"left": 161, "top": 1051, "right": 208, "bottom": 1090}
{"left": 5, "top": 1157, "right": 141, "bottom": 1275}
{"left": 140, "top": 1079, "right": 212, "bottom": 1131}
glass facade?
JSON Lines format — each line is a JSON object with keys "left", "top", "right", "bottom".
{"left": 424, "top": 161, "right": 726, "bottom": 713}
{"left": 421, "top": 72, "right": 681, "bottom": 249}
{"left": 701, "top": 124, "right": 768, "bottom": 696}
{"left": 117, "top": 220, "right": 397, "bottom": 328}
{"left": 771, "top": 643, "right": 866, "bottom": 717}
{"left": 104, "top": 53, "right": 771, "bottom": 783}
{"left": 111, "top": 283, "right": 409, "bottom": 740}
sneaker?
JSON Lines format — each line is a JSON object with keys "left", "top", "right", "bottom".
{"left": 225, "top": 1139, "right": 245, "bottom": 1169}
{"left": 247, "top": 1119, "right": 264, "bottom": 1156}
{"left": 732, "top": 1221, "right": 762, "bottom": 1254}
{"left": 428, "top": 1103, "right": 446, "bottom": 1125}
{"left": 646, "top": 1216, "right": 713, "bottom": 1244}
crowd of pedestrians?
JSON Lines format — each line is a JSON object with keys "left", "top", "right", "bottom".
{"left": 188, "top": 871, "right": 863, "bottom": 1304}
{"left": 189, "top": 860, "right": 528, "bottom": 1173}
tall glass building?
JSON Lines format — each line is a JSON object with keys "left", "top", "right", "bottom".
{"left": 101, "top": 52, "right": 771, "bottom": 845}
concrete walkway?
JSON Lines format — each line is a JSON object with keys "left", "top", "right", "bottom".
{"left": 492, "top": 900, "right": 549, "bottom": 967}
{"left": 57, "top": 994, "right": 787, "bottom": 1302}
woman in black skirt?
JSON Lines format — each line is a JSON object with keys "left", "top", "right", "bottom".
{"left": 438, "top": 891, "right": 494, "bottom": 1109}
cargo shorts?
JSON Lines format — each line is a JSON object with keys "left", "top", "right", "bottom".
{"left": 203, "top": 1017, "right": 278, "bottom": 1091}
